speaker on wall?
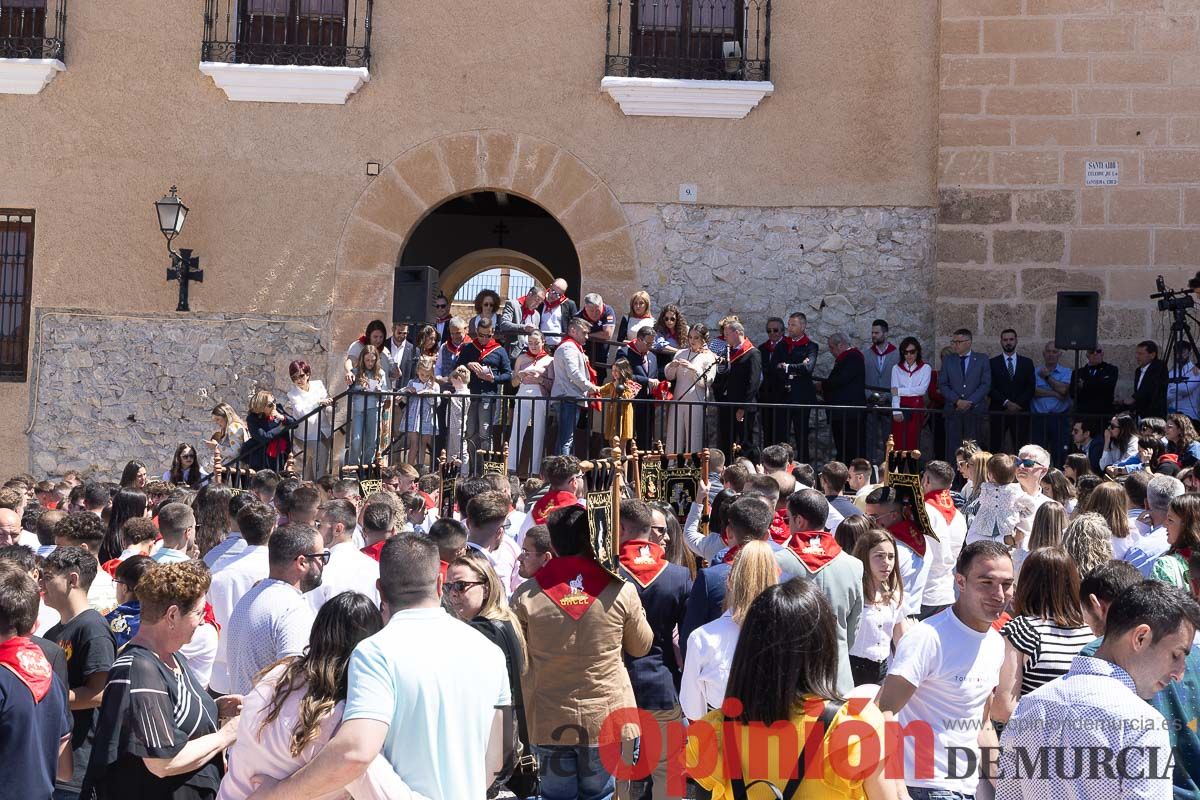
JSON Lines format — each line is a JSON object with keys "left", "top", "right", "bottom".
{"left": 393, "top": 266, "right": 438, "bottom": 325}
{"left": 1054, "top": 291, "right": 1100, "bottom": 351}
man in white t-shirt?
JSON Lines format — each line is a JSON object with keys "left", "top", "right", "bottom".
{"left": 207, "top": 501, "right": 275, "bottom": 694}
{"left": 878, "top": 540, "right": 1013, "bottom": 800}
{"left": 251, "top": 534, "right": 511, "bottom": 800}
{"left": 305, "top": 499, "right": 380, "bottom": 611}
{"left": 920, "top": 460, "right": 968, "bottom": 619}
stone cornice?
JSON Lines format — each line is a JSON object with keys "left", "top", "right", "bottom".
{"left": 199, "top": 62, "right": 369, "bottom": 105}
{"left": 0, "top": 58, "right": 65, "bottom": 95}
{"left": 600, "top": 76, "right": 774, "bottom": 119}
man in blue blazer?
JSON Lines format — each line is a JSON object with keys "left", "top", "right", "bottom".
{"left": 938, "top": 328, "right": 992, "bottom": 458}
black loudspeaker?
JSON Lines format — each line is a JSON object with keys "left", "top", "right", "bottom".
{"left": 1054, "top": 291, "right": 1100, "bottom": 351}
{"left": 393, "top": 266, "right": 439, "bottom": 325}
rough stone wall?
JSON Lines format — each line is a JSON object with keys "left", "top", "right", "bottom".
{"left": 938, "top": 0, "right": 1200, "bottom": 384}
{"left": 628, "top": 203, "right": 936, "bottom": 370}
{"left": 29, "top": 311, "right": 326, "bottom": 476}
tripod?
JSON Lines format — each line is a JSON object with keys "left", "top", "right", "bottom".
{"left": 1162, "top": 306, "right": 1200, "bottom": 386}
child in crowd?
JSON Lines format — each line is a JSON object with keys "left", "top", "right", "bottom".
{"left": 849, "top": 529, "right": 907, "bottom": 687}
{"left": 966, "top": 453, "right": 1033, "bottom": 548}
{"left": 445, "top": 365, "right": 472, "bottom": 468}
{"left": 401, "top": 356, "right": 440, "bottom": 469}
{"left": 594, "top": 357, "right": 638, "bottom": 452}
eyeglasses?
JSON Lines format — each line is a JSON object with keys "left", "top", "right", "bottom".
{"left": 1015, "top": 458, "right": 1042, "bottom": 469}
{"left": 571, "top": 473, "right": 584, "bottom": 482}
{"left": 302, "top": 550, "right": 332, "bottom": 565}
{"left": 903, "top": 349, "right": 918, "bottom": 355}
{"left": 767, "top": 328, "right": 781, "bottom": 334}
{"left": 446, "top": 580, "right": 485, "bottom": 593}
{"left": 951, "top": 339, "right": 970, "bottom": 345}
{"left": 434, "top": 302, "right": 448, "bottom": 309}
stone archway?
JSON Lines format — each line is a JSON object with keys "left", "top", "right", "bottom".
{"left": 330, "top": 130, "right": 638, "bottom": 365}
{"left": 437, "top": 248, "right": 555, "bottom": 302}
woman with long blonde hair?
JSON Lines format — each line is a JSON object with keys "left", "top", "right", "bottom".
{"left": 346, "top": 344, "right": 390, "bottom": 465}
{"left": 679, "top": 540, "right": 777, "bottom": 720}
{"left": 204, "top": 401, "right": 249, "bottom": 471}
{"left": 1079, "top": 481, "right": 1137, "bottom": 559}
{"left": 246, "top": 389, "right": 291, "bottom": 472}
{"left": 217, "top": 592, "right": 406, "bottom": 800}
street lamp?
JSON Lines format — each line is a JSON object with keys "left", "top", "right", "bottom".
{"left": 153, "top": 185, "right": 203, "bottom": 312}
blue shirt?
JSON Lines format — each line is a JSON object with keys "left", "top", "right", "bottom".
{"left": 1032, "top": 364, "right": 1072, "bottom": 414}
{"left": 151, "top": 547, "right": 189, "bottom": 564}
{"left": 344, "top": 607, "right": 510, "bottom": 800}
{"left": 1151, "top": 641, "right": 1200, "bottom": 798}
{"left": 0, "top": 657, "right": 72, "bottom": 800}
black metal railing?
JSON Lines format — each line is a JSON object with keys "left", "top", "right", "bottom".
{"left": 215, "top": 384, "right": 1091, "bottom": 488}
{"left": 0, "top": 0, "right": 66, "bottom": 61}
{"left": 201, "top": 0, "right": 371, "bottom": 68}
{"left": 605, "top": 0, "right": 770, "bottom": 81}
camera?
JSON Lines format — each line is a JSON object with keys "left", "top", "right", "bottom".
{"left": 1153, "top": 275, "right": 1195, "bottom": 312}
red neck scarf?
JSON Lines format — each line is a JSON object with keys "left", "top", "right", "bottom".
{"left": 727, "top": 339, "right": 754, "bottom": 364}
{"left": 474, "top": 338, "right": 502, "bottom": 360}
{"left": 0, "top": 637, "right": 53, "bottom": 702}
{"left": 101, "top": 558, "right": 121, "bottom": 578}
{"left": 619, "top": 539, "right": 670, "bottom": 588}
{"left": 761, "top": 339, "right": 780, "bottom": 354}
{"left": 558, "top": 338, "right": 599, "bottom": 397}
{"left": 203, "top": 601, "right": 219, "bottom": 631}
{"left": 872, "top": 343, "right": 897, "bottom": 357}
{"left": 543, "top": 293, "right": 566, "bottom": 312}
{"left": 357, "top": 334, "right": 369, "bottom": 346}
{"left": 836, "top": 347, "right": 862, "bottom": 363}
{"left": 923, "top": 489, "right": 957, "bottom": 526}
{"left": 436, "top": 315, "right": 451, "bottom": 325}
{"left": 900, "top": 360, "right": 925, "bottom": 375}
{"left": 785, "top": 335, "right": 810, "bottom": 351}
{"left": 535, "top": 555, "right": 613, "bottom": 620}
{"left": 889, "top": 519, "right": 926, "bottom": 558}
{"left": 443, "top": 338, "right": 463, "bottom": 357}
{"left": 361, "top": 540, "right": 386, "bottom": 562}
{"left": 518, "top": 297, "right": 539, "bottom": 323}
{"left": 531, "top": 489, "right": 581, "bottom": 526}
{"left": 785, "top": 531, "right": 844, "bottom": 574}
{"left": 720, "top": 544, "right": 742, "bottom": 564}
{"left": 769, "top": 509, "right": 791, "bottom": 545}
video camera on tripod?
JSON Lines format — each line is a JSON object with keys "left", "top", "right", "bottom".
{"left": 1152, "top": 275, "right": 1196, "bottom": 313}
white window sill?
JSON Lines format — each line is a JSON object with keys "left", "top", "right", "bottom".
{"left": 600, "top": 76, "right": 773, "bottom": 119}
{"left": 0, "top": 58, "right": 64, "bottom": 95}
{"left": 199, "top": 62, "right": 369, "bottom": 105}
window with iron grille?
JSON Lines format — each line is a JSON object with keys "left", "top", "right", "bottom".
{"left": 202, "top": 0, "right": 371, "bottom": 69}
{"left": 0, "top": 211, "right": 34, "bottom": 382}
{"left": 0, "top": 0, "right": 66, "bottom": 61}
{"left": 606, "top": 0, "right": 769, "bottom": 81}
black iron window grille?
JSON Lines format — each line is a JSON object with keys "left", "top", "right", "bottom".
{"left": 201, "top": 0, "right": 371, "bottom": 68}
{"left": 0, "top": 0, "right": 66, "bottom": 61}
{"left": 605, "top": 0, "right": 770, "bottom": 81}
{"left": 0, "top": 211, "right": 34, "bottom": 382}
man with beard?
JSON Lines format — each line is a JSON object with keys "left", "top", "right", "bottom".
{"left": 864, "top": 319, "right": 900, "bottom": 463}
{"left": 715, "top": 321, "right": 762, "bottom": 458}
{"left": 770, "top": 312, "right": 819, "bottom": 461}
{"left": 989, "top": 328, "right": 1036, "bottom": 454}
{"left": 225, "top": 523, "right": 325, "bottom": 694}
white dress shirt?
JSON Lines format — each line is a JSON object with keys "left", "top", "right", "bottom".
{"left": 680, "top": 611, "right": 740, "bottom": 721}
{"left": 304, "top": 540, "right": 381, "bottom": 611}
{"left": 206, "top": 544, "right": 270, "bottom": 694}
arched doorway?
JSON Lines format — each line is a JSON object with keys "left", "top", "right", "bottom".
{"left": 397, "top": 190, "right": 581, "bottom": 307}
{"left": 330, "top": 130, "right": 637, "bottom": 376}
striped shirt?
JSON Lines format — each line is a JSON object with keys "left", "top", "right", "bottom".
{"left": 1000, "top": 615, "right": 1095, "bottom": 697}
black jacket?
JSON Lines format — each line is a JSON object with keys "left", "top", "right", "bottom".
{"left": 1131, "top": 359, "right": 1169, "bottom": 419}
{"left": 245, "top": 406, "right": 293, "bottom": 471}
{"left": 989, "top": 353, "right": 1036, "bottom": 410}
{"left": 616, "top": 344, "right": 656, "bottom": 395}
{"left": 770, "top": 337, "right": 820, "bottom": 404}
{"left": 619, "top": 561, "right": 692, "bottom": 710}
{"left": 1071, "top": 361, "right": 1119, "bottom": 417}
{"left": 823, "top": 349, "right": 867, "bottom": 407}
{"left": 715, "top": 346, "right": 762, "bottom": 404}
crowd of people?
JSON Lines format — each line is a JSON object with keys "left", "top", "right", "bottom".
{"left": 3, "top": 407, "right": 1200, "bottom": 799}
{"left": 169, "top": 282, "right": 1200, "bottom": 490}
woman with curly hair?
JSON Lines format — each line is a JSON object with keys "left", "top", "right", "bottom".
{"left": 216, "top": 591, "right": 410, "bottom": 800}
{"left": 1061, "top": 512, "right": 1114, "bottom": 579}
{"left": 468, "top": 288, "right": 502, "bottom": 338}
{"left": 651, "top": 304, "right": 688, "bottom": 378}
{"left": 81, "top": 560, "right": 240, "bottom": 799}
{"left": 1166, "top": 413, "right": 1200, "bottom": 467}
{"left": 192, "top": 484, "right": 234, "bottom": 559}
{"left": 1151, "top": 493, "right": 1200, "bottom": 589}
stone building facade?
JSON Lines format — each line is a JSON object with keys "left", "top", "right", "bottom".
{"left": 0, "top": 0, "right": 1192, "bottom": 473}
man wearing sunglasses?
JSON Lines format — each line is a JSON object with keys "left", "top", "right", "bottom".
{"left": 225, "top": 523, "right": 325, "bottom": 695}
{"left": 537, "top": 278, "right": 578, "bottom": 350}
{"left": 431, "top": 294, "right": 452, "bottom": 342}
{"left": 1013, "top": 445, "right": 1052, "bottom": 547}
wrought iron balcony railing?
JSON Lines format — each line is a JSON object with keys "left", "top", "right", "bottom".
{"left": 201, "top": 0, "right": 371, "bottom": 69}
{"left": 0, "top": 0, "right": 66, "bottom": 61}
{"left": 605, "top": 0, "right": 770, "bottom": 81}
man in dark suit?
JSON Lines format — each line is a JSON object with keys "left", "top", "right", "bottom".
{"left": 817, "top": 332, "right": 866, "bottom": 461}
{"left": 1070, "top": 346, "right": 1119, "bottom": 428}
{"left": 1067, "top": 417, "right": 1105, "bottom": 474}
{"left": 757, "top": 317, "right": 785, "bottom": 447}
{"left": 616, "top": 499, "right": 691, "bottom": 795}
{"left": 939, "top": 328, "right": 992, "bottom": 458}
{"left": 1122, "top": 340, "right": 1169, "bottom": 420}
{"left": 715, "top": 322, "right": 762, "bottom": 457}
{"left": 770, "top": 312, "right": 820, "bottom": 461}
{"left": 989, "top": 328, "right": 1036, "bottom": 454}
{"left": 616, "top": 328, "right": 659, "bottom": 451}
{"left": 680, "top": 496, "right": 774, "bottom": 659}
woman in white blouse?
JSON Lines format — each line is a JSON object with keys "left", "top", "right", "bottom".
{"left": 1099, "top": 412, "right": 1139, "bottom": 471}
{"left": 508, "top": 330, "right": 554, "bottom": 474}
{"left": 665, "top": 325, "right": 718, "bottom": 453}
{"left": 679, "top": 541, "right": 777, "bottom": 721}
{"left": 285, "top": 360, "right": 333, "bottom": 479}
{"left": 890, "top": 336, "right": 931, "bottom": 451}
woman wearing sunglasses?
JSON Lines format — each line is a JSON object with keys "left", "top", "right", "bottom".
{"left": 890, "top": 336, "right": 930, "bottom": 451}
